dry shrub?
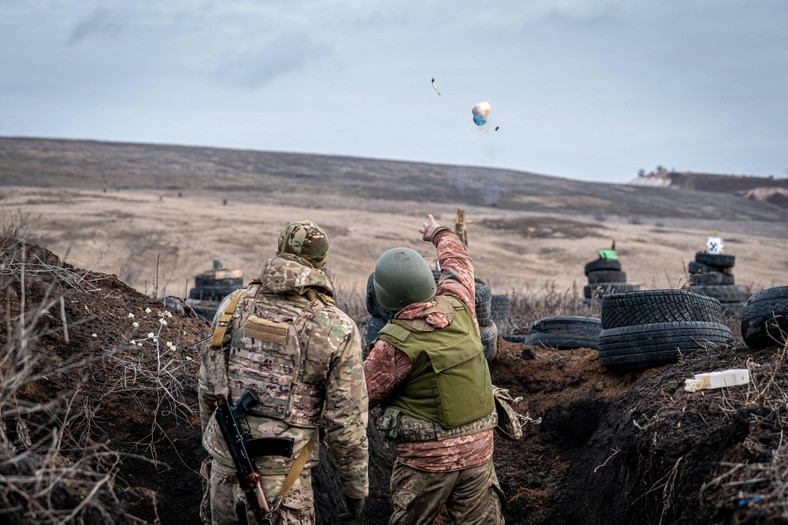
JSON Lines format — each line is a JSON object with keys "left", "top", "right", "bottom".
{"left": 503, "top": 280, "right": 600, "bottom": 334}
{"left": 0, "top": 217, "right": 138, "bottom": 524}
{"left": 698, "top": 337, "right": 788, "bottom": 520}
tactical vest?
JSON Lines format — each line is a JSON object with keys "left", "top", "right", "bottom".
{"left": 376, "top": 295, "right": 495, "bottom": 429}
{"left": 226, "top": 284, "right": 331, "bottom": 428}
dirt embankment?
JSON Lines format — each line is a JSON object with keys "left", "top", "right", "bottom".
{"left": 3, "top": 240, "right": 787, "bottom": 524}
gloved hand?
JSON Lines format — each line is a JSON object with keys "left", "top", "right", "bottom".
{"left": 338, "top": 495, "right": 365, "bottom": 522}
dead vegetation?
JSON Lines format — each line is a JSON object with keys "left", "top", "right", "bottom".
{"left": 0, "top": 210, "right": 208, "bottom": 524}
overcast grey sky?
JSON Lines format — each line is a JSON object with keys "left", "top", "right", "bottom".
{"left": 1, "top": 0, "right": 786, "bottom": 183}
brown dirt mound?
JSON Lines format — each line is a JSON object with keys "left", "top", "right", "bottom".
{"left": 4, "top": 240, "right": 787, "bottom": 524}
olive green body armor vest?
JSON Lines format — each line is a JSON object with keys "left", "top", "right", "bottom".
{"left": 376, "top": 296, "right": 495, "bottom": 428}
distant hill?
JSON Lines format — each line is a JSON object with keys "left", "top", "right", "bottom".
{"left": 632, "top": 169, "right": 788, "bottom": 209}
{"left": 1, "top": 136, "right": 785, "bottom": 222}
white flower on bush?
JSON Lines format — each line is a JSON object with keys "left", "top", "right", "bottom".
{"left": 132, "top": 321, "right": 139, "bottom": 328}
{"left": 147, "top": 332, "right": 155, "bottom": 339}
{"left": 91, "top": 333, "right": 97, "bottom": 338}
{"left": 165, "top": 311, "right": 173, "bottom": 318}
{"left": 159, "top": 318, "right": 168, "bottom": 326}
{"left": 128, "top": 313, "right": 135, "bottom": 319}
{"left": 145, "top": 307, "right": 152, "bottom": 314}
{"left": 138, "top": 342, "right": 144, "bottom": 347}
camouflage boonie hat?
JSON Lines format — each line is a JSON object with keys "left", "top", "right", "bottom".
{"left": 277, "top": 220, "right": 330, "bottom": 269}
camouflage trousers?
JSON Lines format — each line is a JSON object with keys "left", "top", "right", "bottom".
{"left": 201, "top": 458, "right": 315, "bottom": 525}
{"left": 389, "top": 458, "right": 505, "bottom": 525}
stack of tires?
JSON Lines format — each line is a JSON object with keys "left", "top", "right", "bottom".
{"left": 491, "top": 293, "right": 512, "bottom": 333}
{"left": 741, "top": 286, "right": 788, "bottom": 349}
{"left": 186, "top": 260, "right": 245, "bottom": 322}
{"left": 597, "top": 290, "right": 734, "bottom": 371}
{"left": 583, "top": 258, "right": 640, "bottom": 304}
{"left": 364, "top": 273, "right": 498, "bottom": 362}
{"left": 520, "top": 316, "right": 602, "bottom": 350}
{"left": 474, "top": 279, "right": 498, "bottom": 362}
{"left": 688, "top": 252, "right": 749, "bottom": 317}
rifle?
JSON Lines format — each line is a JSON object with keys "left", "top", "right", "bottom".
{"left": 215, "top": 390, "right": 295, "bottom": 525}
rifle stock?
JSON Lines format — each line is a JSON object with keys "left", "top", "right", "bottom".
{"left": 215, "top": 391, "right": 295, "bottom": 524}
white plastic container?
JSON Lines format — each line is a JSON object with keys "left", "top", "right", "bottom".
{"left": 684, "top": 369, "right": 750, "bottom": 392}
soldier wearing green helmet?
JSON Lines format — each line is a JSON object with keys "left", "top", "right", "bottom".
{"left": 365, "top": 214, "right": 504, "bottom": 525}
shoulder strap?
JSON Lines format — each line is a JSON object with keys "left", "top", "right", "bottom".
{"left": 209, "top": 290, "right": 245, "bottom": 348}
{"left": 273, "top": 431, "right": 318, "bottom": 508}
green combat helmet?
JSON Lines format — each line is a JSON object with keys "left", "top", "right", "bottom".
{"left": 374, "top": 247, "right": 437, "bottom": 311}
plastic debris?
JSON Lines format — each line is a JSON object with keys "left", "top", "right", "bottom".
{"left": 684, "top": 369, "right": 749, "bottom": 392}
{"left": 431, "top": 78, "right": 441, "bottom": 96}
{"left": 471, "top": 101, "right": 491, "bottom": 126}
{"left": 738, "top": 495, "right": 763, "bottom": 507}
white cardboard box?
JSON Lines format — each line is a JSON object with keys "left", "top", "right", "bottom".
{"left": 684, "top": 369, "right": 750, "bottom": 392}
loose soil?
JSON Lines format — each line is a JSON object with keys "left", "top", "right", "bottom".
{"left": 4, "top": 242, "right": 788, "bottom": 524}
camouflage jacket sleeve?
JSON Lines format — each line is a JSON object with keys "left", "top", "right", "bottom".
{"left": 323, "top": 312, "right": 370, "bottom": 499}
{"left": 364, "top": 339, "right": 413, "bottom": 409}
{"left": 197, "top": 290, "right": 242, "bottom": 434}
{"left": 434, "top": 229, "right": 476, "bottom": 318}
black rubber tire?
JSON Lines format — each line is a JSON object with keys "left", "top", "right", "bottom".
{"left": 191, "top": 303, "right": 219, "bottom": 322}
{"left": 501, "top": 334, "right": 528, "bottom": 344}
{"left": 721, "top": 273, "right": 735, "bottom": 285}
{"left": 475, "top": 280, "right": 492, "bottom": 326}
{"left": 587, "top": 270, "right": 627, "bottom": 284}
{"left": 491, "top": 294, "right": 511, "bottom": 323}
{"left": 689, "top": 272, "right": 724, "bottom": 286}
{"left": 194, "top": 276, "right": 244, "bottom": 288}
{"left": 365, "top": 315, "right": 390, "bottom": 347}
{"left": 365, "top": 273, "right": 395, "bottom": 320}
{"left": 599, "top": 321, "right": 733, "bottom": 357}
{"left": 188, "top": 286, "right": 243, "bottom": 301}
{"left": 689, "top": 284, "right": 750, "bottom": 304}
{"left": 584, "top": 258, "right": 622, "bottom": 276}
{"left": 601, "top": 289, "right": 723, "bottom": 329}
{"left": 598, "top": 321, "right": 733, "bottom": 370}
{"left": 525, "top": 316, "right": 601, "bottom": 350}
{"left": 584, "top": 282, "right": 640, "bottom": 299}
{"left": 695, "top": 252, "right": 735, "bottom": 270}
{"left": 480, "top": 322, "right": 498, "bottom": 361}
{"left": 688, "top": 261, "right": 731, "bottom": 275}
{"left": 741, "top": 286, "right": 788, "bottom": 349}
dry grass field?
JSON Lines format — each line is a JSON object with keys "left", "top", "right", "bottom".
{"left": 3, "top": 185, "right": 786, "bottom": 303}
{"left": 3, "top": 137, "right": 786, "bottom": 304}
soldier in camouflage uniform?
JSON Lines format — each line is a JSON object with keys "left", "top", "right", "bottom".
{"left": 198, "top": 220, "right": 369, "bottom": 525}
{"left": 365, "top": 214, "right": 504, "bottom": 525}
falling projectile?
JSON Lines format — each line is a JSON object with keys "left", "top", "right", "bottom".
{"left": 431, "top": 78, "right": 441, "bottom": 96}
{"left": 471, "top": 101, "right": 491, "bottom": 126}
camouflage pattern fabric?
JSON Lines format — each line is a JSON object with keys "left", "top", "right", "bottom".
{"left": 277, "top": 220, "right": 330, "bottom": 270}
{"left": 389, "top": 459, "right": 505, "bottom": 525}
{"left": 378, "top": 409, "right": 497, "bottom": 442}
{"left": 208, "top": 460, "right": 314, "bottom": 525}
{"left": 198, "top": 254, "right": 368, "bottom": 524}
